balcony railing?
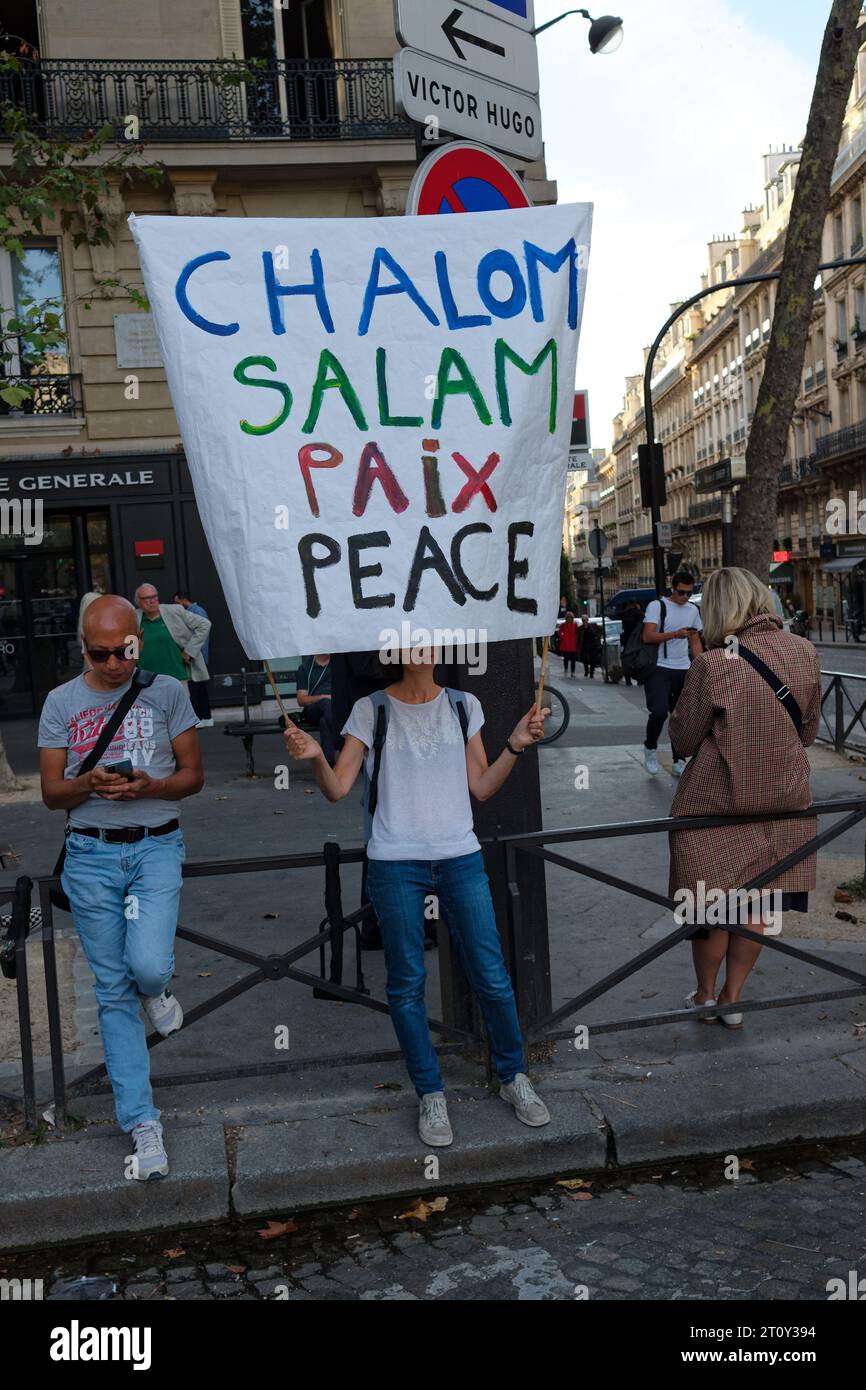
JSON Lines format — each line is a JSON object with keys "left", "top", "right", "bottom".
{"left": 0, "top": 57, "right": 412, "bottom": 142}
{"left": 816, "top": 418, "right": 866, "bottom": 463}
{"left": 0, "top": 374, "right": 83, "bottom": 418}
{"left": 689, "top": 498, "right": 723, "bottom": 522}
{"left": 779, "top": 454, "right": 818, "bottom": 486}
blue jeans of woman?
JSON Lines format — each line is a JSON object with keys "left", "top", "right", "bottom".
{"left": 365, "top": 851, "right": 525, "bottom": 1095}
{"left": 61, "top": 828, "right": 185, "bottom": 1132}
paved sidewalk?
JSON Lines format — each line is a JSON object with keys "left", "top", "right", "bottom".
{"left": 2, "top": 678, "right": 866, "bottom": 1251}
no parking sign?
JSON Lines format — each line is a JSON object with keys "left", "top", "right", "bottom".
{"left": 407, "top": 141, "right": 532, "bottom": 217}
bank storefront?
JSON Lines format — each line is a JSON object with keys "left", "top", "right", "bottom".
{"left": 0, "top": 453, "right": 245, "bottom": 717}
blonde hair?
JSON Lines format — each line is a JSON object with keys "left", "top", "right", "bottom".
{"left": 700, "top": 567, "right": 776, "bottom": 648}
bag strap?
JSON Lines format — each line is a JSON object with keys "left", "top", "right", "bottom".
{"left": 738, "top": 646, "right": 803, "bottom": 736}
{"left": 446, "top": 688, "right": 470, "bottom": 744}
{"left": 78, "top": 669, "right": 157, "bottom": 777}
{"left": 365, "top": 692, "right": 389, "bottom": 819}
{"left": 659, "top": 597, "right": 667, "bottom": 660}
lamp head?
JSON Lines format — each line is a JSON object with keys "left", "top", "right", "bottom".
{"left": 588, "top": 15, "right": 624, "bottom": 53}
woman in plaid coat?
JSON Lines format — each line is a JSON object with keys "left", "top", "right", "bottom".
{"left": 668, "top": 568, "right": 821, "bottom": 1027}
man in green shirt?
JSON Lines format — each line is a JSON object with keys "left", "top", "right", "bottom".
{"left": 135, "top": 585, "right": 211, "bottom": 693}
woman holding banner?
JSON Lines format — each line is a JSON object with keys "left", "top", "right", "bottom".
{"left": 283, "top": 648, "right": 551, "bottom": 1149}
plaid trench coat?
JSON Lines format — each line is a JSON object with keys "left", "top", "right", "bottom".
{"left": 668, "top": 614, "right": 821, "bottom": 902}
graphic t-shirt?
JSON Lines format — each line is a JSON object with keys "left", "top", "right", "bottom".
{"left": 38, "top": 673, "right": 197, "bottom": 828}
{"left": 342, "top": 689, "right": 484, "bottom": 861}
{"left": 644, "top": 599, "right": 702, "bottom": 671}
{"left": 138, "top": 613, "right": 187, "bottom": 680}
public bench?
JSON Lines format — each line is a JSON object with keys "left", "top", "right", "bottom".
{"left": 216, "top": 668, "right": 316, "bottom": 777}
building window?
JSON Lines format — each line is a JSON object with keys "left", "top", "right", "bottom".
{"left": 834, "top": 213, "right": 844, "bottom": 259}
{"left": 854, "top": 196, "right": 864, "bottom": 254}
{"left": 0, "top": 242, "right": 68, "bottom": 380}
{"left": 837, "top": 298, "right": 848, "bottom": 344}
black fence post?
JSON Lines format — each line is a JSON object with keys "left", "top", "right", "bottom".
{"left": 835, "top": 677, "right": 846, "bottom": 754}
{"left": 39, "top": 883, "right": 67, "bottom": 1130}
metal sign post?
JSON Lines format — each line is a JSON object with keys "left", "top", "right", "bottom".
{"left": 589, "top": 521, "right": 609, "bottom": 680}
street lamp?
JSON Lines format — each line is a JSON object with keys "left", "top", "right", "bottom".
{"left": 533, "top": 9, "right": 625, "bottom": 54}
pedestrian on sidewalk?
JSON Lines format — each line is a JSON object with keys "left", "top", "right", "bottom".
{"left": 620, "top": 601, "right": 643, "bottom": 686}
{"left": 559, "top": 611, "right": 579, "bottom": 676}
{"left": 38, "top": 595, "right": 203, "bottom": 1181}
{"left": 668, "top": 568, "right": 821, "bottom": 1028}
{"left": 134, "top": 584, "right": 210, "bottom": 705}
{"left": 173, "top": 590, "right": 213, "bottom": 727}
{"left": 296, "top": 653, "right": 336, "bottom": 766}
{"left": 642, "top": 571, "right": 703, "bottom": 777}
{"left": 283, "top": 647, "right": 552, "bottom": 1149}
{"left": 579, "top": 615, "right": 600, "bottom": 678}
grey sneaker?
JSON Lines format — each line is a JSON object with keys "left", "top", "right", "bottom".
{"left": 644, "top": 747, "right": 659, "bottom": 775}
{"left": 671, "top": 758, "right": 687, "bottom": 778}
{"left": 500, "top": 1073, "right": 550, "bottom": 1127}
{"left": 418, "top": 1091, "right": 453, "bottom": 1147}
{"left": 129, "top": 1120, "right": 168, "bottom": 1181}
{"left": 142, "top": 989, "right": 183, "bottom": 1036}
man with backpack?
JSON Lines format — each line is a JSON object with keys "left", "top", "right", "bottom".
{"left": 283, "top": 646, "right": 551, "bottom": 1149}
{"left": 640, "top": 572, "right": 703, "bottom": 777}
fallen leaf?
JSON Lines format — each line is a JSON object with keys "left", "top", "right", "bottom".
{"left": 373, "top": 1081, "right": 403, "bottom": 1091}
{"left": 226, "top": 1264, "right": 246, "bottom": 1275}
{"left": 162, "top": 1248, "right": 185, "bottom": 1259}
{"left": 834, "top": 889, "right": 854, "bottom": 903}
{"left": 855, "top": 1023, "right": 866, "bottom": 1038}
{"left": 571, "top": 1192, "right": 593, "bottom": 1201}
{"left": 257, "top": 1219, "right": 299, "bottom": 1240}
{"left": 263, "top": 912, "right": 279, "bottom": 920}
{"left": 740, "top": 1158, "right": 755, "bottom": 1171}
{"left": 304, "top": 788, "right": 316, "bottom": 795}
{"left": 835, "top": 911, "right": 858, "bottom": 924}
{"left": 198, "top": 971, "right": 212, "bottom": 978}
{"left": 554, "top": 1177, "right": 592, "bottom": 1190}
{"left": 398, "top": 1196, "right": 448, "bottom": 1222}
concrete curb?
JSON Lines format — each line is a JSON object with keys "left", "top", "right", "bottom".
{"left": 3, "top": 1063, "right": 866, "bottom": 1254}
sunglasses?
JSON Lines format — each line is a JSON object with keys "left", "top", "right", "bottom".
{"left": 673, "top": 588, "right": 693, "bottom": 596}
{"left": 86, "top": 646, "right": 136, "bottom": 663}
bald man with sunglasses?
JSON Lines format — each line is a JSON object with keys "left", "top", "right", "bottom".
{"left": 39, "top": 595, "right": 203, "bottom": 1182}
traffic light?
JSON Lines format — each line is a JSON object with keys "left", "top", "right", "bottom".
{"left": 638, "top": 443, "right": 666, "bottom": 508}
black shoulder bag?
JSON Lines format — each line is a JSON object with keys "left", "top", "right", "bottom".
{"left": 738, "top": 646, "right": 803, "bottom": 736}
{"left": 49, "top": 670, "right": 157, "bottom": 913}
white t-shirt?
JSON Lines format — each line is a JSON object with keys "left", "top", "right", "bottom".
{"left": 644, "top": 598, "right": 703, "bottom": 671}
{"left": 342, "top": 689, "right": 484, "bottom": 861}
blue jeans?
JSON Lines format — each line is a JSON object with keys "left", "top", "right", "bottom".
{"left": 61, "top": 828, "right": 185, "bottom": 1132}
{"left": 365, "top": 851, "right": 525, "bottom": 1095}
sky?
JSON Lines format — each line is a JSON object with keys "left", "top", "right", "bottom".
{"left": 533, "top": 0, "right": 830, "bottom": 452}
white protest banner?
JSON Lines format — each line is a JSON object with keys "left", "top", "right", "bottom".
{"left": 129, "top": 206, "right": 591, "bottom": 658}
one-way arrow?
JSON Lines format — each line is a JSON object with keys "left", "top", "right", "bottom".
{"left": 442, "top": 7, "right": 507, "bottom": 62}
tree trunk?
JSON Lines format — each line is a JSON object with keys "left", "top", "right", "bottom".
{"left": 734, "top": 0, "right": 863, "bottom": 576}
{"left": 0, "top": 731, "right": 24, "bottom": 792}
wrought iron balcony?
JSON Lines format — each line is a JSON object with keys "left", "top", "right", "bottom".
{"left": 816, "top": 418, "right": 866, "bottom": 463}
{"left": 689, "top": 498, "right": 723, "bottom": 522}
{"left": 0, "top": 57, "right": 412, "bottom": 143}
{"left": 0, "top": 374, "right": 83, "bottom": 418}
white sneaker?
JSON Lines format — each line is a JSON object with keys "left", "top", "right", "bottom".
{"left": 142, "top": 990, "right": 183, "bottom": 1037}
{"left": 671, "top": 758, "right": 687, "bottom": 778}
{"left": 500, "top": 1073, "right": 550, "bottom": 1127}
{"left": 128, "top": 1120, "right": 169, "bottom": 1181}
{"left": 196, "top": 718, "right": 214, "bottom": 728}
{"left": 418, "top": 1091, "right": 453, "bottom": 1147}
{"left": 644, "top": 747, "right": 659, "bottom": 775}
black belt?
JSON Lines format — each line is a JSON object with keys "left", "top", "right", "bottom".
{"left": 66, "top": 819, "right": 180, "bottom": 844}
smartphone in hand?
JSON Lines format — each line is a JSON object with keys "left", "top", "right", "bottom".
{"left": 102, "top": 759, "right": 135, "bottom": 782}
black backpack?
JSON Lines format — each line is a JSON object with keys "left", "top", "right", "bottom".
{"left": 621, "top": 599, "right": 667, "bottom": 684}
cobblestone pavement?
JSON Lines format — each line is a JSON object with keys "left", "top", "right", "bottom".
{"left": 5, "top": 1145, "right": 865, "bottom": 1302}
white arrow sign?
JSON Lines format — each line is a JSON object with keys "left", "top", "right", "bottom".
{"left": 395, "top": 0, "right": 539, "bottom": 92}
{"left": 394, "top": 48, "right": 543, "bottom": 160}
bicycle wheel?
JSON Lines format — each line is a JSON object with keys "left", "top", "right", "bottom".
{"left": 539, "top": 684, "right": 570, "bottom": 746}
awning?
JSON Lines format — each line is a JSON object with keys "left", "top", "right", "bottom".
{"left": 820, "top": 555, "right": 866, "bottom": 573}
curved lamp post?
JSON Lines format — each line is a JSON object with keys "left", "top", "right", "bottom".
{"left": 533, "top": 9, "right": 624, "bottom": 53}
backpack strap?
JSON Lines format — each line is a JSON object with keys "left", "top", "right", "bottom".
{"left": 738, "top": 646, "right": 803, "bottom": 736}
{"left": 658, "top": 597, "right": 667, "bottom": 661}
{"left": 364, "top": 691, "right": 390, "bottom": 821}
{"left": 446, "top": 688, "right": 470, "bottom": 744}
